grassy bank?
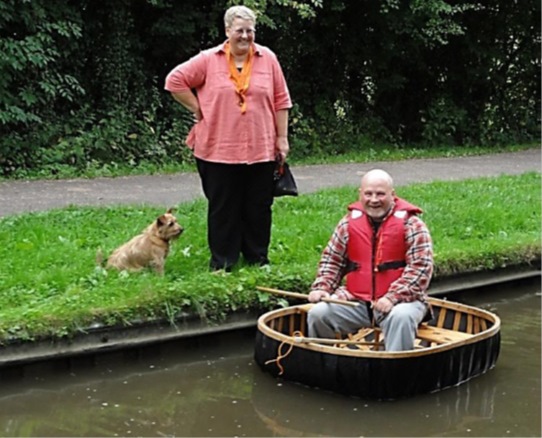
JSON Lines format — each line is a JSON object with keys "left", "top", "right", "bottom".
{"left": 0, "top": 172, "right": 540, "bottom": 342}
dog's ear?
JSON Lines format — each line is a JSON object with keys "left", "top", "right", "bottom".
{"left": 166, "top": 207, "right": 175, "bottom": 214}
{"left": 157, "top": 214, "right": 167, "bottom": 226}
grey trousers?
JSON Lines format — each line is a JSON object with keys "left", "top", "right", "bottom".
{"left": 307, "top": 300, "right": 427, "bottom": 351}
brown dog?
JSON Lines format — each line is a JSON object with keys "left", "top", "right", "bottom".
{"left": 103, "top": 208, "right": 183, "bottom": 275}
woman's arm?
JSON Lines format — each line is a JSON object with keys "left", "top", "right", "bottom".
{"left": 275, "top": 109, "right": 289, "bottom": 159}
{"left": 171, "top": 91, "right": 202, "bottom": 121}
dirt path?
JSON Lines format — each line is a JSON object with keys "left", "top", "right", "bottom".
{"left": 1, "top": 149, "right": 540, "bottom": 217}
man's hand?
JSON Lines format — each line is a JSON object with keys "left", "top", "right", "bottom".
{"left": 308, "top": 289, "right": 330, "bottom": 303}
{"left": 373, "top": 296, "right": 394, "bottom": 314}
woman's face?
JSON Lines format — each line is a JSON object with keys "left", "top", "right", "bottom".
{"left": 226, "top": 17, "right": 255, "bottom": 56}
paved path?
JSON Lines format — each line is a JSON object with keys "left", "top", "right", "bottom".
{"left": 1, "top": 149, "right": 540, "bottom": 217}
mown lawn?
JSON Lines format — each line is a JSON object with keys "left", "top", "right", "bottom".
{"left": 0, "top": 172, "right": 539, "bottom": 342}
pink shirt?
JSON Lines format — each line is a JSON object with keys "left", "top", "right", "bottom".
{"left": 165, "top": 42, "right": 292, "bottom": 164}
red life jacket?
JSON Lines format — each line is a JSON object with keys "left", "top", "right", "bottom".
{"left": 345, "top": 198, "right": 422, "bottom": 301}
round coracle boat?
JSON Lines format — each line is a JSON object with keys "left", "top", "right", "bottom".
{"left": 254, "top": 296, "right": 501, "bottom": 400}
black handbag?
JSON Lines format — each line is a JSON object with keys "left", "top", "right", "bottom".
{"left": 273, "top": 161, "right": 298, "bottom": 197}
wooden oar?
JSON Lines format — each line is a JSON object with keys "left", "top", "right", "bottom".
{"left": 292, "top": 335, "right": 381, "bottom": 346}
{"left": 256, "top": 286, "right": 359, "bottom": 307}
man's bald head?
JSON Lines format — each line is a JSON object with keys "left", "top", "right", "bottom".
{"left": 359, "top": 169, "right": 395, "bottom": 220}
{"left": 361, "top": 169, "right": 394, "bottom": 190}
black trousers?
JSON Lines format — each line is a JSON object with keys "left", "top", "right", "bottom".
{"left": 196, "top": 158, "right": 276, "bottom": 270}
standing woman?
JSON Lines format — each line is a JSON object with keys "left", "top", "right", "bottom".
{"left": 165, "top": 5, "right": 292, "bottom": 271}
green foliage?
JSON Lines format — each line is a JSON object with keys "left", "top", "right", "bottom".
{"left": 420, "top": 96, "right": 468, "bottom": 145}
{"left": 0, "top": 0, "right": 539, "bottom": 176}
{"left": 0, "top": 0, "right": 84, "bottom": 125}
{"left": 0, "top": 173, "right": 539, "bottom": 341}
{"left": 408, "top": 0, "right": 479, "bottom": 47}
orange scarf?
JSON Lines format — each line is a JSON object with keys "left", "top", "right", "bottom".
{"left": 225, "top": 42, "right": 254, "bottom": 114}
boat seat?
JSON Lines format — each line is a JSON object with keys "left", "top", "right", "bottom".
{"left": 333, "top": 324, "right": 473, "bottom": 350}
{"left": 345, "top": 327, "right": 383, "bottom": 351}
{"left": 416, "top": 324, "right": 473, "bottom": 344}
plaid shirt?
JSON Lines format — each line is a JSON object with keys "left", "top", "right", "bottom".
{"left": 311, "top": 205, "right": 434, "bottom": 304}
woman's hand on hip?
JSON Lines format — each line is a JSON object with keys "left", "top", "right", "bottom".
{"left": 193, "top": 108, "right": 203, "bottom": 123}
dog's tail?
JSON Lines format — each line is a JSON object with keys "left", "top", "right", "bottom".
{"left": 96, "top": 248, "right": 106, "bottom": 267}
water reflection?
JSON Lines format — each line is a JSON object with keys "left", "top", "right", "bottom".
{"left": 0, "top": 286, "right": 539, "bottom": 437}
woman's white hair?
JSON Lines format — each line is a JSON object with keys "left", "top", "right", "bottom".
{"left": 224, "top": 5, "right": 257, "bottom": 28}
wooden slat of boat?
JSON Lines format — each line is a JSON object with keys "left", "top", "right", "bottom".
{"left": 295, "top": 304, "right": 310, "bottom": 336}
{"left": 277, "top": 316, "right": 284, "bottom": 334}
{"left": 350, "top": 327, "right": 378, "bottom": 341}
{"left": 299, "top": 313, "right": 306, "bottom": 335}
{"left": 345, "top": 328, "right": 383, "bottom": 351}
{"left": 375, "top": 329, "right": 381, "bottom": 344}
{"left": 474, "top": 317, "right": 480, "bottom": 334}
{"left": 294, "top": 337, "right": 382, "bottom": 354}
{"left": 352, "top": 327, "right": 383, "bottom": 345}
{"left": 289, "top": 313, "right": 295, "bottom": 336}
{"left": 417, "top": 324, "right": 473, "bottom": 344}
{"left": 436, "top": 307, "right": 447, "bottom": 328}
{"left": 467, "top": 314, "right": 473, "bottom": 334}
{"left": 480, "top": 318, "right": 487, "bottom": 331}
{"left": 349, "top": 327, "right": 382, "bottom": 343}
{"left": 353, "top": 343, "right": 376, "bottom": 351}
{"left": 452, "top": 310, "right": 462, "bottom": 331}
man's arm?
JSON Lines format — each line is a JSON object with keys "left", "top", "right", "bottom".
{"left": 308, "top": 216, "right": 350, "bottom": 302}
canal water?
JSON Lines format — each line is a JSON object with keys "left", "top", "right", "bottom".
{"left": 0, "top": 282, "right": 539, "bottom": 437}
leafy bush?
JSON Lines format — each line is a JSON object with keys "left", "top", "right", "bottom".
{"left": 421, "top": 97, "right": 468, "bottom": 146}
{"left": 0, "top": 0, "right": 539, "bottom": 176}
